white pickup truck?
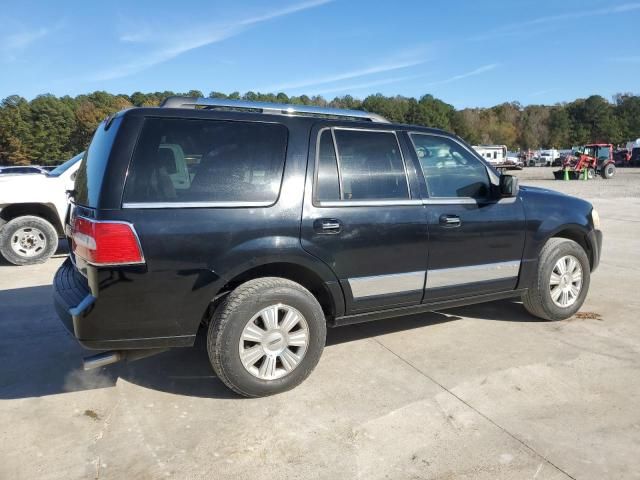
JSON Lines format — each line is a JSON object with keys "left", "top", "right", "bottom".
{"left": 0, "top": 153, "right": 83, "bottom": 265}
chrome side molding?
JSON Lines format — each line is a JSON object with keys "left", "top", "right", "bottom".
{"left": 349, "top": 271, "right": 426, "bottom": 299}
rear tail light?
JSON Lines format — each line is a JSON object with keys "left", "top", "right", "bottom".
{"left": 71, "top": 217, "right": 144, "bottom": 266}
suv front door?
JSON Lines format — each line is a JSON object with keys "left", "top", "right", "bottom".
{"left": 301, "top": 125, "right": 428, "bottom": 314}
{"left": 406, "top": 132, "right": 526, "bottom": 302}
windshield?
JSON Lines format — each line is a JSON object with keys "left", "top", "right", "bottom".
{"left": 47, "top": 152, "right": 84, "bottom": 177}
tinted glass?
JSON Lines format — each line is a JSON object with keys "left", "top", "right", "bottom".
{"left": 410, "top": 134, "right": 490, "bottom": 198}
{"left": 596, "top": 147, "right": 610, "bottom": 161}
{"left": 333, "top": 129, "right": 409, "bottom": 200}
{"left": 316, "top": 130, "right": 340, "bottom": 201}
{"left": 124, "top": 118, "right": 288, "bottom": 204}
{"left": 75, "top": 116, "right": 123, "bottom": 207}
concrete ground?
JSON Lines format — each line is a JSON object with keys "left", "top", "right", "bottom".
{"left": 1, "top": 167, "right": 639, "bottom": 479}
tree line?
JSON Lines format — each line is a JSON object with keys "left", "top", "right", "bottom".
{"left": 0, "top": 89, "right": 639, "bottom": 165}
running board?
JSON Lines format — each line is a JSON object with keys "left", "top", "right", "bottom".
{"left": 330, "top": 289, "right": 526, "bottom": 327}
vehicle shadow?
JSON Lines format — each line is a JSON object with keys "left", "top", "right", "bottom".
{"left": 0, "top": 284, "right": 541, "bottom": 401}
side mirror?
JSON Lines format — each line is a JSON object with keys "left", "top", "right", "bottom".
{"left": 499, "top": 174, "right": 519, "bottom": 197}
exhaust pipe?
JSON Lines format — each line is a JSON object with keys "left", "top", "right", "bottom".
{"left": 83, "top": 351, "right": 122, "bottom": 370}
{"left": 83, "top": 348, "right": 167, "bottom": 371}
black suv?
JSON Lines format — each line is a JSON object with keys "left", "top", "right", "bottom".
{"left": 54, "top": 97, "right": 602, "bottom": 397}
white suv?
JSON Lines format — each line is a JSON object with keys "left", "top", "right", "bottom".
{"left": 0, "top": 153, "right": 83, "bottom": 265}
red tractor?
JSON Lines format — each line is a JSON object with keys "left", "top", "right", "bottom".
{"left": 557, "top": 144, "right": 616, "bottom": 179}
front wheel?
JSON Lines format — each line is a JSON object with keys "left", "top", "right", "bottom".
{"left": 0, "top": 215, "right": 58, "bottom": 266}
{"left": 522, "top": 238, "right": 590, "bottom": 321}
{"left": 207, "top": 277, "right": 327, "bottom": 397}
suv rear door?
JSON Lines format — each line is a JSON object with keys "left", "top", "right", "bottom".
{"left": 406, "top": 132, "right": 526, "bottom": 302}
{"left": 301, "top": 124, "right": 429, "bottom": 314}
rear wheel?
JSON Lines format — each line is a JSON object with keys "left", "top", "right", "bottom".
{"left": 522, "top": 238, "right": 590, "bottom": 321}
{"left": 601, "top": 163, "right": 615, "bottom": 179}
{"left": 207, "top": 277, "right": 326, "bottom": 397}
{"left": 0, "top": 215, "right": 58, "bottom": 266}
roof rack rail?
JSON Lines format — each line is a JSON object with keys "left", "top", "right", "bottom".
{"left": 160, "top": 96, "right": 389, "bottom": 123}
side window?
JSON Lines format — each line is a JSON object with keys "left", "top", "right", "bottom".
{"left": 316, "top": 130, "right": 340, "bottom": 201}
{"left": 315, "top": 128, "right": 409, "bottom": 202}
{"left": 124, "top": 118, "right": 287, "bottom": 204}
{"left": 410, "top": 133, "right": 490, "bottom": 199}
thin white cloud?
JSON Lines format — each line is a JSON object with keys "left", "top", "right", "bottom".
{"left": 422, "top": 64, "right": 499, "bottom": 87}
{"left": 91, "top": 0, "right": 333, "bottom": 81}
{"left": 302, "top": 64, "right": 498, "bottom": 96}
{"left": 264, "top": 57, "right": 429, "bottom": 92}
{"left": 472, "top": 2, "right": 640, "bottom": 41}
{"left": 1, "top": 27, "right": 49, "bottom": 60}
{"left": 313, "top": 73, "right": 427, "bottom": 95}
{"left": 529, "top": 88, "right": 557, "bottom": 98}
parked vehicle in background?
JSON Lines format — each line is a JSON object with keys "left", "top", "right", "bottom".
{"left": 557, "top": 144, "right": 616, "bottom": 179}
{"left": 625, "top": 139, "right": 640, "bottom": 166}
{"left": 473, "top": 145, "right": 521, "bottom": 170}
{"left": 0, "top": 165, "right": 48, "bottom": 175}
{"left": 505, "top": 154, "right": 524, "bottom": 169}
{"left": 528, "top": 156, "right": 547, "bottom": 167}
{"left": 614, "top": 149, "right": 631, "bottom": 166}
{"left": 472, "top": 145, "right": 507, "bottom": 166}
{"left": 0, "top": 153, "right": 83, "bottom": 265}
{"left": 539, "top": 149, "right": 559, "bottom": 167}
{"left": 53, "top": 97, "right": 602, "bottom": 397}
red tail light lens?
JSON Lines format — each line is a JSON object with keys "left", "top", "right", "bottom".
{"left": 72, "top": 217, "right": 144, "bottom": 266}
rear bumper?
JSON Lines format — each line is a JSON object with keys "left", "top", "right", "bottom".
{"left": 53, "top": 258, "right": 195, "bottom": 350}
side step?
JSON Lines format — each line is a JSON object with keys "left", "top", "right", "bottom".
{"left": 83, "top": 348, "right": 167, "bottom": 370}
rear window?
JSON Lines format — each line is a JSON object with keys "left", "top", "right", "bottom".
{"left": 123, "top": 118, "right": 288, "bottom": 205}
{"left": 75, "top": 116, "right": 123, "bottom": 206}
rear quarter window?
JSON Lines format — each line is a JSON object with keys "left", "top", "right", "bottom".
{"left": 75, "top": 116, "right": 123, "bottom": 207}
{"left": 123, "top": 118, "right": 288, "bottom": 206}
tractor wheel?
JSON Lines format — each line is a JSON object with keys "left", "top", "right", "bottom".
{"left": 601, "top": 163, "right": 616, "bottom": 179}
{"left": 587, "top": 168, "right": 595, "bottom": 180}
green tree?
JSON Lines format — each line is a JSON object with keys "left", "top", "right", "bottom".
{"left": 27, "top": 94, "right": 77, "bottom": 163}
{"left": 0, "top": 96, "right": 32, "bottom": 165}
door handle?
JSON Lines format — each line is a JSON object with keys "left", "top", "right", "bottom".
{"left": 439, "top": 214, "right": 461, "bottom": 227}
{"left": 313, "top": 218, "right": 342, "bottom": 234}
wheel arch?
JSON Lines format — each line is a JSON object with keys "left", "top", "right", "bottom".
{"left": 0, "top": 203, "right": 63, "bottom": 235}
{"left": 213, "top": 261, "right": 343, "bottom": 322}
{"left": 548, "top": 225, "right": 594, "bottom": 270}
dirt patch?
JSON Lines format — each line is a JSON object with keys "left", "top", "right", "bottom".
{"left": 572, "top": 311, "right": 603, "bottom": 321}
{"left": 83, "top": 409, "right": 100, "bottom": 421}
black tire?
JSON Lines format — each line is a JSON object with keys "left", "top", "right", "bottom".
{"left": 207, "top": 277, "right": 327, "bottom": 397}
{"left": 0, "top": 215, "right": 58, "bottom": 266}
{"left": 587, "top": 168, "right": 595, "bottom": 180}
{"left": 522, "top": 238, "right": 590, "bottom": 321}
{"left": 601, "top": 163, "right": 615, "bottom": 179}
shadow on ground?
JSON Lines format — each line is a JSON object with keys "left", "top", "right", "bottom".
{"left": 0, "top": 281, "right": 540, "bottom": 401}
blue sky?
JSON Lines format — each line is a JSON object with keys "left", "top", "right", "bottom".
{"left": 1, "top": 0, "right": 639, "bottom": 108}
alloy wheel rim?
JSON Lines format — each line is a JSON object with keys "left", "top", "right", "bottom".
{"left": 11, "top": 227, "right": 47, "bottom": 258}
{"left": 549, "top": 255, "right": 583, "bottom": 308}
{"left": 238, "top": 304, "right": 309, "bottom": 380}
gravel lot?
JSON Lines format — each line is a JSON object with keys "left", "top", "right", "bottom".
{"left": 1, "top": 168, "right": 639, "bottom": 479}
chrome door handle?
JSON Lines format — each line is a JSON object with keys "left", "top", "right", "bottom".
{"left": 314, "top": 218, "right": 342, "bottom": 234}
{"left": 439, "top": 214, "right": 461, "bottom": 227}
